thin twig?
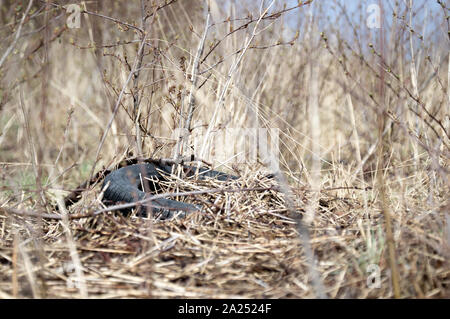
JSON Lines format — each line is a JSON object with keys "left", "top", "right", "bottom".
{"left": 0, "top": 0, "right": 34, "bottom": 69}
{"left": 184, "top": 3, "right": 210, "bottom": 134}
{"left": 199, "top": 0, "right": 276, "bottom": 160}
{"left": 1, "top": 186, "right": 280, "bottom": 220}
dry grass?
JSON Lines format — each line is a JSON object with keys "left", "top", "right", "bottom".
{"left": 0, "top": 166, "right": 448, "bottom": 298}
{"left": 0, "top": 0, "right": 449, "bottom": 298}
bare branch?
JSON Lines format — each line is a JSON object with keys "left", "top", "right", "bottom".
{"left": 0, "top": 0, "right": 34, "bottom": 69}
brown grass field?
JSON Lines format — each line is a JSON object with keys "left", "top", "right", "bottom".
{"left": 0, "top": 0, "right": 448, "bottom": 298}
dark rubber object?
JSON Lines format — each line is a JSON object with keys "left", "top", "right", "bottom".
{"left": 103, "top": 163, "right": 238, "bottom": 219}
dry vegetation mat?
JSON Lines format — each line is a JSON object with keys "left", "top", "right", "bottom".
{"left": 0, "top": 167, "right": 448, "bottom": 298}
